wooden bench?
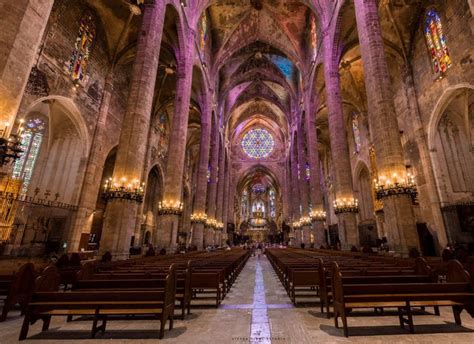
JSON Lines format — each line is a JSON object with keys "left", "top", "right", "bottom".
{"left": 19, "top": 264, "right": 177, "bottom": 340}
{"left": 331, "top": 260, "right": 474, "bottom": 337}
{"left": 0, "top": 263, "right": 36, "bottom": 322}
{"left": 318, "top": 257, "right": 433, "bottom": 317}
{"left": 73, "top": 260, "right": 193, "bottom": 320}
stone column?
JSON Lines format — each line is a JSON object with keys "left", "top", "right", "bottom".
{"left": 190, "top": 95, "right": 212, "bottom": 250}
{"left": 290, "top": 138, "right": 301, "bottom": 247}
{"left": 354, "top": 0, "right": 418, "bottom": 253}
{"left": 0, "top": 0, "right": 54, "bottom": 131}
{"left": 100, "top": 1, "right": 164, "bottom": 258}
{"left": 222, "top": 155, "right": 231, "bottom": 244}
{"left": 322, "top": 29, "right": 358, "bottom": 248}
{"left": 227, "top": 179, "right": 235, "bottom": 244}
{"left": 68, "top": 73, "right": 114, "bottom": 251}
{"left": 205, "top": 117, "right": 220, "bottom": 247}
{"left": 158, "top": 33, "right": 195, "bottom": 250}
{"left": 296, "top": 118, "right": 311, "bottom": 246}
{"left": 303, "top": 102, "right": 326, "bottom": 247}
{"left": 215, "top": 137, "right": 226, "bottom": 245}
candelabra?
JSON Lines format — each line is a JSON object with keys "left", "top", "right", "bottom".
{"left": 250, "top": 217, "right": 266, "bottom": 228}
{"left": 374, "top": 172, "right": 417, "bottom": 201}
{"left": 0, "top": 120, "right": 24, "bottom": 166}
{"left": 205, "top": 218, "right": 217, "bottom": 229}
{"left": 300, "top": 216, "right": 312, "bottom": 226}
{"left": 190, "top": 212, "right": 207, "bottom": 224}
{"left": 310, "top": 210, "right": 327, "bottom": 222}
{"left": 158, "top": 199, "right": 184, "bottom": 215}
{"left": 292, "top": 219, "right": 302, "bottom": 229}
{"left": 333, "top": 197, "right": 359, "bottom": 214}
{"left": 102, "top": 177, "right": 145, "bottom": 203}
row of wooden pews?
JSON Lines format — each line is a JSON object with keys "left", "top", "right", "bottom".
{"left": 18, "top": 248, "right": 250, "bottom": 340}
{"left": 266, "top": 248, "right": 474, "bottom": 337}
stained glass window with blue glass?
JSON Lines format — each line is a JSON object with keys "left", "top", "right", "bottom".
{"left": 12, "top": 118, "right": 46, "bottom": 195}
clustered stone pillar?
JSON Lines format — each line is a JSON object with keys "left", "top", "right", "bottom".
{"left": 205, "top": 118, "right": 220, "bottom": 247}
{"left": 159, "top": 31, "right": 195, "bottom": 251}
{"left": 215, "top": 137, "right": 226, "bottom": 245}
{"left": 303, "top": 103, "right": 326, "bottom": 248}
{"left": 290, "top": 137, "right": 301, "bottom": 247}
{"left": 322, "top": 28, "right": 358, "bottom": 248}
{"left": 296, "top": 118, "right": 311, "bottom": 246}
{"left": 190, "top": 96, "right": 212, "bottom": 250}
{"left": 0, "top": 0, "right": 54, "bottom": 133}
{"left": 69, "top": 5, "right": 139, "bottom": 252}
{"left": 222, "top": 155, "right": 231, "bottom": 244}
{"left": 354, "top": 0, "right": 418, "bottom": 254}
{"left": 100, "top": 1, "right": 165, "bottom": 258}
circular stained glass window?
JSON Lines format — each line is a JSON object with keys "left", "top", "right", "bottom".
{"left": 241, "top": 128, "right": 274, "bottom": 159}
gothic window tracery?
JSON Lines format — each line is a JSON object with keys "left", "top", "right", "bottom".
{"left": 352, "top": 112, "right": 361, "bottom": 153}
{"left": 241, "top": 128, "right": 274, "bottom": 159}
{"left": 199, "top": 13, "right": 208, "bottom": 61}
{"left": 13, "top": 118, "right": 46, "bottom": 195}
{"left": 66, "top": 10, "right": 96, "bottom": 84}
{"left": 438, "top": 113, "right": 474, "bottom": 192}
{"left": 424, "top": 9, "right": 452, "bottom": 79}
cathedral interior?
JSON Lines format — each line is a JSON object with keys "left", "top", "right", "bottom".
{"left": 0, "top": 0, "right": 473, "bottom": 342}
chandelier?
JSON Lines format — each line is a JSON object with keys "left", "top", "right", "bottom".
{"left": 300, "top": 216, "right": 312, "bottom": 226}
{"left": 250, "top": 217, "right": 266, "bottom": 228}
{"left": 158, "top": 199, "right": 183, "bottom": 215}
{"left": 292, "top": 219, "right": 302, "bottom": 229}
{"left": 310, "top": 210, "right": 326, "bottom": 222}
{"left": 0, "top": 120, "right": 24, "bottom": 166}
{"left": 216, "top": 222, "right": 224, "bottom": 230}
{"left": 190, "top": 212, "right": 207, "bottom": 224}
{"left": 374, "top": 172, "right": 417, "bottom": 201}
{"left": 102, "top": 177, "right": 145, "bottom": 203}
{"left": 205, "top": 218, "right": 217, "bottom": 229}
{"left": 333, "top": 197, "right": 359, "bottom": 214}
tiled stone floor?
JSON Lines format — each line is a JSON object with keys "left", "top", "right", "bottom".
{"left": 1, "top": 255, "right": 474, "bottom": 343}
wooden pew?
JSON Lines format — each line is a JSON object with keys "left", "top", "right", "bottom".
{"left": 19, "top": 264, "right": 177, "bottom": 340}
{"left": 331, "top": 260, "right": 474, "bottom": 337}
{"left": 0, "top": 263, "right": 36, "bottom": 321}
{"left": 73, "top": 260, "right": 193, "bottom": 320}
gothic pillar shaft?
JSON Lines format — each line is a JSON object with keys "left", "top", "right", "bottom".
{"left": 222, "top": 155, "right": 231, "bottom": 243}
{"left": 304, "top": 102, "right": 326, "bottom": 247}
{"left": 204, "top": 118, "right": 220, "bottom": 246}
{"left": 191, "top": 96, "right": 212, "bottom": 249}
{"left": 0, "top": 0, "right": 54, "bottom": 129}
{"left": 216, "top": 140, "right": 225, "bottom": 222}
{"left": 68, "top": 73, "right": 114, "bottom": 252}
{"left": 290, "top": 140, "right": 301, "bottom": 247}
{"left": 100, "top": 1, "right": 164, "bottom": 258}
{"left": 322, "top": 30, "right": 358, "bottom": 247}
{"left": 297, "top": 118, "right": 311, "bottom": 245}
{"left": 354, "top": 0, "right": 418, "bottom": 252}
{"left": 158, "top": 31, "right": 195, "bottom": 250}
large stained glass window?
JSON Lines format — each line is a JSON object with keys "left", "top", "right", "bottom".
{"left": 352, "top": 112, "right": 361, "bottom": 153}
{"left": 241, "top": 128, "right": 274, "bottom": 159}
{"left": 66, "top": 11, "right": 96, "bottom": 83}
{"left": 269, "top": 189, "right": 276, "bottom": 219}
{"left": 12, "top": 118, "right": 46, "bottom": 195}
{"left": 199, "top": 13, "right": 208, "bottom": 61}
{"left": 425, "top": 9, "right": 452, "bottom": 79}
{"left": 309, "top": 13, "right": 318, "bottom": 61}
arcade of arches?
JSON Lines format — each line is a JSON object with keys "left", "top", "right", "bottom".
{"left": 0, "top": 0, "right": 474, "bottom": 342}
